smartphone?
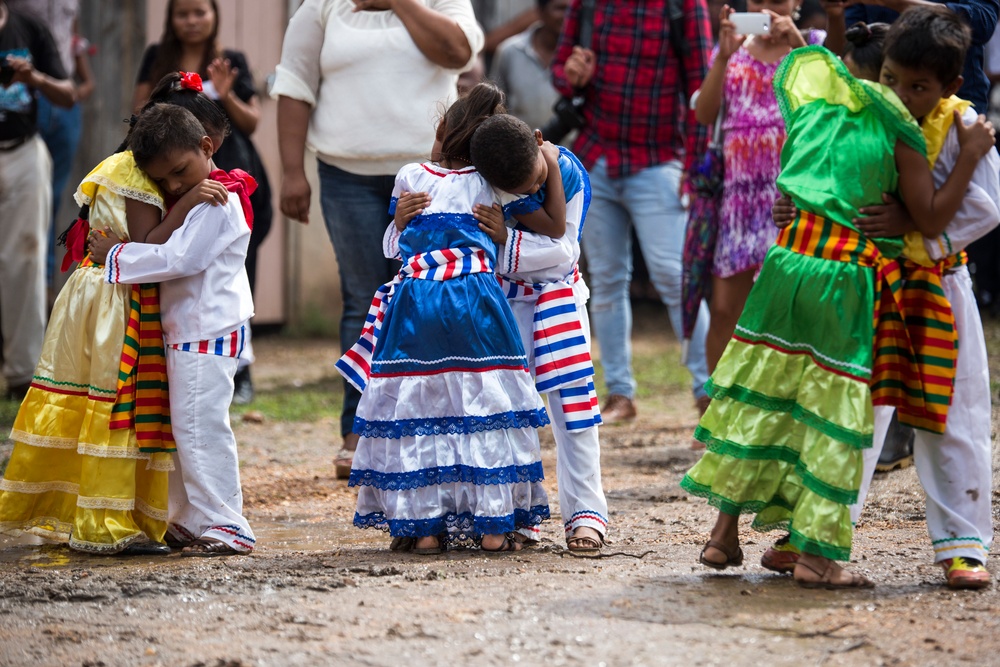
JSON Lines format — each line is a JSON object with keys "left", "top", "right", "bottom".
{"left": 0, "top": 60, "right": 14, "bottom": 87}
{"left": 729, "top": 12, "right": 771, "bottom": 35}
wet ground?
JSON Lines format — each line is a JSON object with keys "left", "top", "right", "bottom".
{"left": 2, "top": 310, "right": 999, "bottom": 667}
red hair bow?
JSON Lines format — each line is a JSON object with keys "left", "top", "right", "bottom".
{"left": 178, "top": 71, "right": 203, "bottom": 92}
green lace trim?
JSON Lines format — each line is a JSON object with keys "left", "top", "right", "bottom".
{"left": 774, "top": 45, "right": 926, "bottom": 158}
{"left": 789, "top": 527, "right": 851, "bottom": 561}
{"left": 931, "top": 536, "right": 986, "bottom": 546}
{"left": 697, "top": 427, "right": 860, "bottom": 506}
{"left": 31, "top": 375, "right": 116, "bottom": 395}
{"left": 706, "top": 379, "right": 872, "bottom": 450}
{"left": 680, "top": 476, "right": 769, "bottom": 517}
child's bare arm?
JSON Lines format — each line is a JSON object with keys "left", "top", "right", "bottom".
{"left": 394, "top": 191, "right": 431, "bottom": 231}
{"left": 142, "top": 180, "right": 230, "bottom": 245}
{"left": 512, "top": 142, "right": 566, "bottom": 239}
{"left": 895, "top": 112, "right": 995, "bottom": 238}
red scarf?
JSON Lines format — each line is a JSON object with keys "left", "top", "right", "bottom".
{"left": 209, "top": 168, "right": 257, "bottom": 229}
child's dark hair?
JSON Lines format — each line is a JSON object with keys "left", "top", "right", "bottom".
{"left": 130, "top": 104, "right": 207, "bottom": 169}
{"left": 883, "top": 5, "right": 971, "bottom": 85}
{"left": 470, "top": 114, "right": 537, "bottom": 192}
{"left": 844, "top": 22, "right": 889, "bottom": 79}
{"left": 144, "top": 72, "right": 229, "bottom": 140}
{"left": 437, "top": 81, "right": 506, "bottom": 164}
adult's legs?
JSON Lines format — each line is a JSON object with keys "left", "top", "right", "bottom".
{"left": 705, "top": 269, "right": 756, "bottom": 374}
{"left": 316, "top": 161, "right": 399, "bottom": 439}
{"left": 624, "top": 160, "right": 710, "bottom": 399}
{"left": 580, "top": 158, "right": 635, "bottom": 400}
{"left": 37, "top": 99, "right": 82, "bottom": 286}
{"left": 0, "top": 137, "right": 51, "bottom": 390}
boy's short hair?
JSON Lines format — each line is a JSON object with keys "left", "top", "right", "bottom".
{"left": 470, "top": 114, "right": 538, "bottom": 192}
{"left": 130, "top": 104, "right": 206, "bottom": 169}
{"left": 883, "top": 5, "right": 971, "bottom": 85}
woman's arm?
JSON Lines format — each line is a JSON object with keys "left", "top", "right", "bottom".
{"left": 277, "top": 96, "right": 313, "bottom": 223}
{"left": 208, "top": 56, "right": 260, "bottom": 135}
{"left": 358, "top": 0, "right": 476, "bottom": 69}
{"left": 694, "top": 7, "right": 742, "bottom": 127}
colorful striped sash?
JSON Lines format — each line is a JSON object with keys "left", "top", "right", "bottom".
{"left": 168, "top": 326, "right": 247, "bottom": 358}
{"left": 109, "top": 284, "right": 174, "bottom": 453}
{"left": 776, "top": 212, "right": 955, "bottom": 433}
{"left": 336, "top": 247, "right": 493, "bottom": 392}
{"left": 498, "top": 266, "right": 601, "bottom": 431}
{"left": 891, "top": 252, "right": 964, "bottom": 433}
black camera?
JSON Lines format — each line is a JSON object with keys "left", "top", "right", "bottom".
{"left": 540, "top": 94, "right": 586, "bottom": 145}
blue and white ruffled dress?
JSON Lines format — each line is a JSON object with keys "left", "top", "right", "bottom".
{"left": 338, "top": 163, "right": 550, "bottom": 544}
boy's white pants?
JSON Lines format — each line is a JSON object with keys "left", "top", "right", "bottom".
{"left": 509, "top": 296, "right": 609, "bottom": 542}
{"left": 852, "top": 267, "right": 992, "bottom": 563}
{"left": 165, "top": 347, "right": 256, "bottom": 551}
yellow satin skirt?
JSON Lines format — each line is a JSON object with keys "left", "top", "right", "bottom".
{"left": 0, "top": 265, "right": 171, "bottom": 553}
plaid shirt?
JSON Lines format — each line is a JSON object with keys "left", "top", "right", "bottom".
{"left": 552, "top": 0, "right": 713, "bottom": 179}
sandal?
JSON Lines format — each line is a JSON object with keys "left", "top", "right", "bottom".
{"left": 412, "top": 536, "right": 442, "bottom": 556}
{"left": 566, "top": 528, "right": 603, "bottom": 553}
{"left": 481, "top": 534, "right": 521, "bottom": 554}
{"left": 794, "top": 558, "right": 875, "bottom": 590}
{"left": 181, "top": 538, "right": 241, "bottom": 558}
{"left": 389, "top": 536, "right": 415, "bottom": 552}
{"left": 510, "top": 532, "right": 539, "bottom": 548}
{"left": 698, "top": 539, "right": 744, "bottom": 570}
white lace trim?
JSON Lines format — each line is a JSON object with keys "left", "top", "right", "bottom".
{"left": 0, "top": 479, "right": 80, "bottom": 495}
{"left": 69, "top": 531, "right": 146, "bottom": 554}
{"left": 734, "top": 324, "right": 872, "bottom": 375}
{"left": 77, "top": 174, "right": 165, "bottom": 213}
{"left": 77, "top": 442, "right": 151, "bottom": 460}
{"left": 145, "top": 457, "right": 176, "bottom": 472}
{"left": 10, "top": 430, "right": 78, "bottom": 449}
{"left": 76, "top": 495, "right": 134, "bottom": 511}
{"left": 375, "top": 354, "right": 528, "bottom": 366}
{"left": 135, "top": 497, "right": 168, "bottom": 521}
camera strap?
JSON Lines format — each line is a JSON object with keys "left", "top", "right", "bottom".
{"left": 668, "top": 0, "right": 689, "bottom": 94}
{"left": 578, "top": 0, "right": 597, "bottom": 51}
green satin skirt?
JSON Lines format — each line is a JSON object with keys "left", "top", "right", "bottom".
{"left": 681, "top": 244, "right": 875, "bottom": 561}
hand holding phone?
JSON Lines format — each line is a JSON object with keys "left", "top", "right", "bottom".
{"left": 0, "top": 58, "right": 15, "bottom": 87}
{"left": 728, "top": 12, "right": 772, "bottom": 36}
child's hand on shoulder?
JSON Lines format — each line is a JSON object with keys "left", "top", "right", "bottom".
{"left": 179, "top": 179, "right": 230, "bottom": 212}
{"left": 394, "top": 191, "right": 431, "bottom": 231}
{"left": 853, "top": 193, "right": 914, "bottom": 237}
{"left": 955, "top": 111, "right": 996, "bottom": 160}
{"left": 86, "top": 229, "right": 123, "bottom": 265}
{"left": 474, "top": 203, "right": 507, "bottom": 246}
{"left": 540, "top": 140, "right": 560, "bottom": 165}
{"left": 771, "top": 194, "right": 797, "bottom": 228}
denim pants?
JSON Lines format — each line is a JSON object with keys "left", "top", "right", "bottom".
{"left": 316, "top": 160, "right": 400, "bottom": 436}
{"left": 36, "top": 98, "right": 82, "bottom": 283}
{"left": 581, "top": 157, "right": 709, "bottom": 399}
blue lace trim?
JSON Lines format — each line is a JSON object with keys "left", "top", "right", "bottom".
{"left": 348, "top": 461, "right": 544, "bottom": 490}
{"left": 353, "top": 408, "right": 550, "bottom": 439}
{"left": 407, "top": 212, "right": 480, "bottom": 232}
{"left": 353, "top": 505, "right": 551, "bottom": 540}
{"left": 503, "top": 195, "right": 542, "bottom": 218}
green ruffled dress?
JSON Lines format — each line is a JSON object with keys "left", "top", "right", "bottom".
{"left": 680, "top": 46, "right": 926, "bottom": 561}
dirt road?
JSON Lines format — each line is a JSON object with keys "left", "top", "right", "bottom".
{"left": 2, "top": 314, "right": 999, "bottom": 667}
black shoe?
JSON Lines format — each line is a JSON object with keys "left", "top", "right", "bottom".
{"left": 119, "top": 538, "right": 172, "bottom": 555}
{"left": 5, "top": 382, "right": 30, "bottom": 402}
{"left": 233, "top": 367, "right": 254, "bottom": 405}
{"left": 876, "top": 412, "right": 915, "bottom": 472}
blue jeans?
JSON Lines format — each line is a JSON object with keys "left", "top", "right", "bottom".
{"left": 36, "top": 98, "right": 82, "bottom": 283}
{"left": 316, "top": 160, "right": 400, "bottom": 436}
{"left": 582, "top": 157, "right": 710, "bottom": 399}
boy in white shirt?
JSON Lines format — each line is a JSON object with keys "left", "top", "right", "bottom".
{"left": 90, "top": 104, "right": 257, "bottom": 557}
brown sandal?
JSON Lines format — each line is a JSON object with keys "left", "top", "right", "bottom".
{"left": 566, "top": 529, "right": 603, "bottom": 553}
{"left": 481, "top": 534, "right": 521, "bottom": 554}
{"left": 181, "top": 538, "right": 241, "bottom": 558}
{"left": 794, "top": 559, "right": 875, "bottom": 590}
{"left": 698, "top": 539, "right": 744, "bottom": 570}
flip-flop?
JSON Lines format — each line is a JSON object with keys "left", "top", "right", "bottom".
{"left": 698, "top": 539, "right": 743, "bottom": 570}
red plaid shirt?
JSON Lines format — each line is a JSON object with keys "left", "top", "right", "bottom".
{"left": 552, "top": 0, "right": 713, "bottom": 179}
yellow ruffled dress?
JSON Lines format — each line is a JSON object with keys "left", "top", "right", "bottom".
{"left": 0, "top": 152, "right": 173, "bottom": 553}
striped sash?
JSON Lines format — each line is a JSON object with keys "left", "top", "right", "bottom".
{"left": 336, "top": 247, "right": 493, "bottom": 392}
{"left": 498, "top": 266, "right": 601, "bottom": 431}
{"left": 109, "top": 284, "right": 174, "bottom": 453}
{"left": 776, "top": 212, "right": 955, "bottom": 433}
{"left": 168, "top": 326, "right": 247, "bottom": 358}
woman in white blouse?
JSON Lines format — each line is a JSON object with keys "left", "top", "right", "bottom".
{"left": 271, "top": 0, "right": 484, "bottom": 479}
